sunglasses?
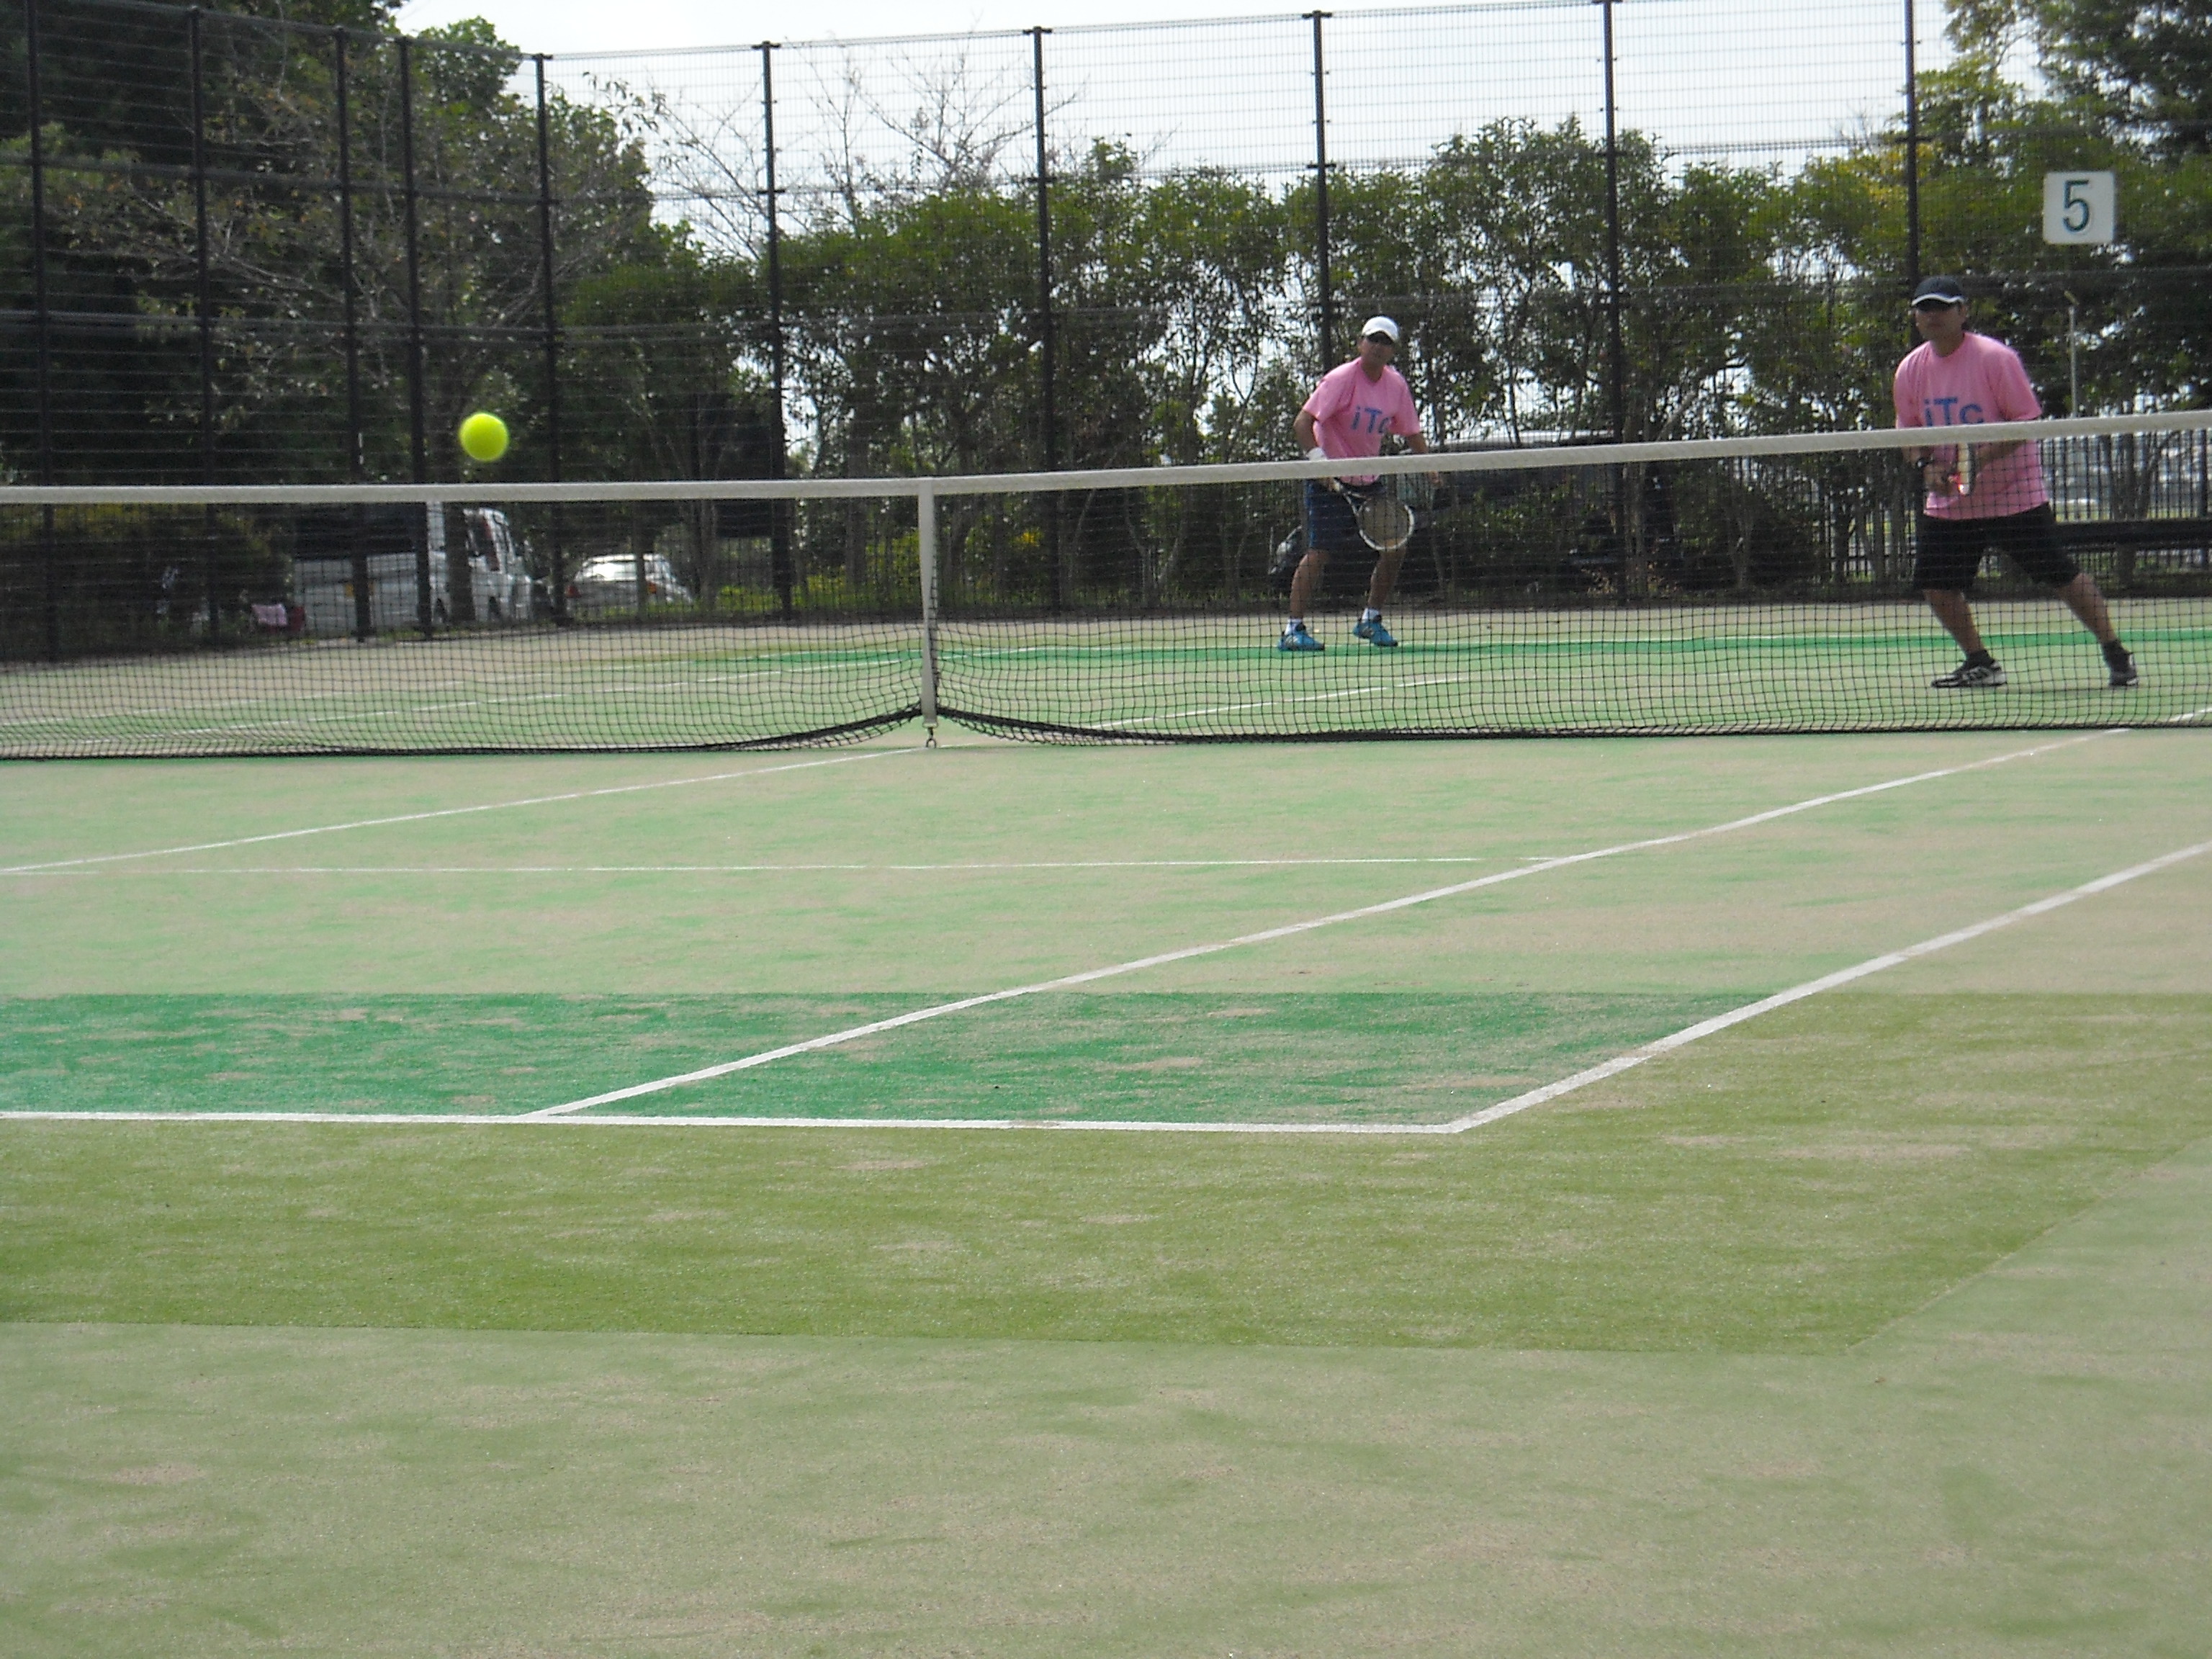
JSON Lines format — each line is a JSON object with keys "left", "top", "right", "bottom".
{"left": 1364, "top": 333, "right": 1398, "bottom": 345}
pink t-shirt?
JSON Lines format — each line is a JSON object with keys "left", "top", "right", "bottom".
{"left": 1303, "top": 360, "right": 1421, "bottom": 486}
{"left": 1892, "top": 332, "right": 2049, "bottom": 520}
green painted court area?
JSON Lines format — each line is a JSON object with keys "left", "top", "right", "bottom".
{"left": 4, "top": 724, "right": 2211, "bottom": 1654}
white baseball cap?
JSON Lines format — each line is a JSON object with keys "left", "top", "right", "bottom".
{"left": 1360, "top": 315, "right": 1401, "bottom": 343}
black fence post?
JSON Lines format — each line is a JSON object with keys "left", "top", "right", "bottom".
{"left": 26, "top": 0, "right": 59, "bottom": 659}
{"left": 1599, "top": 0, "right": 1632, "bottom": 599}
{"left": 1904, "top": 0, "right": 1921, "bottom": 296}
{"left": 335, "top": 27, "right": 372, "bottom": 640}
{"left": 760, "top": 42, "right": 792, "bottom": 620}
{"left": 189, "top": 7, "right": 222, "bottom": 641}
{"left": 534, "top": 54, "right": 567, "bottom": 624}
{"left": 1031, "top": 24, "right": 1063, "bottom": 608}
{"left": 1308, "top": 10, "right": 1333, "bottom": 372}
{"left": 399, "top": 35, "right": 432, "bottom": 635}
{"left": 1600, "top": 0, "right": 1624, "bottom": 443}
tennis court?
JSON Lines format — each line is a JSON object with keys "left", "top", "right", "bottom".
{"left": 5, "top": 720, "right": 2210, "bottom": 1653}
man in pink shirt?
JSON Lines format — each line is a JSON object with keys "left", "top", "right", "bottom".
{"left": 1280, "top": 315, "right": 1436, "bottom": 651}
{"left": 1896, "top": 275, "right": 2136, "bottom": 688}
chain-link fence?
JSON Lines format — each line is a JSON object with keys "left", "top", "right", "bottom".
{"left": 3, "top": 0, "right": 2208, "bottom": 666}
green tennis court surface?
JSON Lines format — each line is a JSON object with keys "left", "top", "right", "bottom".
{"left": 4, "top": 727, "right": 2209, "bottom": 1653}
{"left": 9, "top": 601, "right": 2207, "bottom": 754}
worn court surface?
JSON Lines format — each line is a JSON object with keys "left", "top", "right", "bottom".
{"left": 3, "top": 727, "right": 2210, "bottom": 1653}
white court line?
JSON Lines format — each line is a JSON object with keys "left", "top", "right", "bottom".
{"left": 521, "top": 729, "right": 2117, "bottom": 1118}
{"left": 0, "top": 748, "right": 908, "bottom": 875}
{"left": 1097, "top": 675, "right": 1465, "bottom": 731}
{"left": 1439, "top": 833, "right": 2212, "bottom": 1132}
{"left": 8, "top": 830, "right": 2200, "bottom": 1136}
{"left": 39, "top": 856, "right": 1519, "bottom": 876}
{"left": 2171, "top": 703, "right": 2212, "bottom": 725}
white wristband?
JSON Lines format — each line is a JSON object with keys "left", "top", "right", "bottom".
{"left": 1305, "top": 446, "right": 1328, "bottom": 464}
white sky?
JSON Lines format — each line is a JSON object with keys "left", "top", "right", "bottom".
{"left": 390, "top": 0, "right": 1361, "bottom": 53}
{"left": 392, "top": 0, "right": 1959, "bottom": 184}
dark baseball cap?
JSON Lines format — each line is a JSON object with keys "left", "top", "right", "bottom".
{"left": 1911, "top": 275, "right": 1969, "bottom": 307}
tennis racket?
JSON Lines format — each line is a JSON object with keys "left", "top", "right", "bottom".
{"left": 1346, "top": 487, "right": 1415, "bottom": 552}
{"left": 1925, "top": 442, "right": 1976, "bottom": 498}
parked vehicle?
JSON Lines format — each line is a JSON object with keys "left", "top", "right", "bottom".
{"left": 565, "top": 552, "right": 693, "bottom": 616}
{"left": 294, "top": 505, "right": 534, "bottom": 635}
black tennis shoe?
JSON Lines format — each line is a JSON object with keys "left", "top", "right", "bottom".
{"left": 1931, "top": 660, "right": 2005, "bottom": 688}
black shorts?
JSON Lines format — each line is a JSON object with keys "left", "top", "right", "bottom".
{"left": 1913, "top": 503, "right": 2080, "bottom": 592}
{"left": 1303, "top": 480, "right": 1382, "bottom": 556}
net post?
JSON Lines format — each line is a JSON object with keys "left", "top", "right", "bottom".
{"left": 917, "top": 483, "right": 940, "bottom": 747}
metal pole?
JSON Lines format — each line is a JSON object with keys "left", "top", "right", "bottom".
{"left": 534, "top": 55, "right": 567, "bottom": 623}
{"left": 190, "top": 7, "right": 222, "bottom": 640}
{"left": 1308, "top": 11, "right": 1334, "bottom": 370}
{"left": 400, "top": 35, "right": 432, "bottom": 635}
{"left": 1599, "top": 0, "right": 1633, "bottom": 598}
{"left": 760, "top": 42, "right": 792, "bottom": 620}
{"left": 916, "top": 483, "right": 940, "bottom": 745}
{"left": 1032, "top": 24, "right": 1064, "bottom": 609}
{"left": 1904, "top": 0, "right": 1920, "bottom": 295}
{"left": 335, "top": 27, "right": 372, "bottom": 639}
{"left": 2067, "top": 292, "right": 2080, "bottom": 415}
{"left": 1031, "top": 27, "right": 1056, "bottom": 472}
{"left": 1601, "top": 0, "right": 1624, "bottom": 443}
{"left": 26, "top": 0, "right": 59, "bottom": 658}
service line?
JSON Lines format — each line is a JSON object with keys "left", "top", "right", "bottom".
{"left": 0, "top": 747, "right": 909, "bottom": 875}
{"left": 44, "top": 856, "right": 1521, "bottom": 876}
{"left": 6, "top": 823, "right": 2199, "bottom": 1136}
{"left": 523, "top": 729, "right": 2119, "bottom": 1118}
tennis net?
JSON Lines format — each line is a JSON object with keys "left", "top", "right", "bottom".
{"left": 5, "top": 414, "right": 2210, "bottom": 757}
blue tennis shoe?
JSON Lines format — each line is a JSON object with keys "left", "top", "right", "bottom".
{"left": 1277, "top": 622, "right": 1324, "bottom": 652}
{"left": 1353, "top": 616, "right": 1398, "bottom": 648}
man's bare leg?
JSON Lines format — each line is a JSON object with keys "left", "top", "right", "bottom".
{"left": 1367, "top": 546, "right": 1406, "bottom": 611}
{"left": 1289, "top": 549, "right": 1328, "bottom": 623}
{"left": 2056, "top": 570, "right": 2119, "bottom": 644}
{"left": 1923, "top": 588, "right": 1985, "bottom": 655}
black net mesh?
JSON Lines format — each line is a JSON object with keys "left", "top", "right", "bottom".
{"left": 0, "top": 494, "right": 922, "bottom": 755}
{"left": 6, "top": 423, "right": 2206, "bottom": 755}
{"left": 931, "top": 429, "right": 2212, "bottom": 739}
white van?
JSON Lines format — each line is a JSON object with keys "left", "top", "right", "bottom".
{"left": 295, "top": 505, "right": 534, "bottom": 635}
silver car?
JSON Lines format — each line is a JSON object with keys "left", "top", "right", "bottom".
{"left": 565, "top": 553, "right": 693, "bottom": 616}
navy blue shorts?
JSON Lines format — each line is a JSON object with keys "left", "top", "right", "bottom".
{"left": 1914, "top": 503, "right": 2080, "bottom": 592}
{"left": 1303, "top": 481, "right": 1382, "bottom": 556}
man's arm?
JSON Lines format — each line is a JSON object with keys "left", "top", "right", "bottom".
{"left": 1293, "top": 410, "right": 1320, "bottom": 453}
{"left": 1953, "top": 347, "right": 2043, "bottom": 490}
{"left": 1403, "top": 431, "right": 1444, "bottom": 489}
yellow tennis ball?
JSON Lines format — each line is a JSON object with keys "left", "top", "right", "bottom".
{"left": 459, "top": 411, "right": 509, "bottom": 463}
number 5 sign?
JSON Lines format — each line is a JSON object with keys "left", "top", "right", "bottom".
{"left": 2044, "top": 172, "right": 2116, "bottom": 244}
